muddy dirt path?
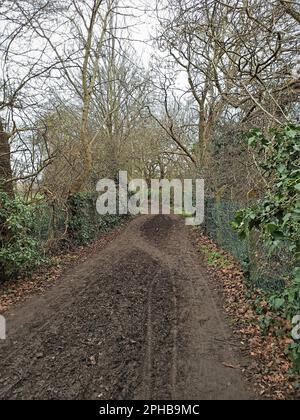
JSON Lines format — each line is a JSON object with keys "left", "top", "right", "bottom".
{"left": 0, "top": 215, "right": 253, "bottom": 400}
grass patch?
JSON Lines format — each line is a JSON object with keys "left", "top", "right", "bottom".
{"left": 173, "top": 207, "right": 195, "bottom": 219}
{"left": 200, "top": 244, "right": 233, "bottom": 269}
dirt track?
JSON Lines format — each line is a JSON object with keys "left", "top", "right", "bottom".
{"left": 0, "top": 215, "right": 253, "bottom": 400}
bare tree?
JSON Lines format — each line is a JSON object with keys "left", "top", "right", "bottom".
{"left": 154, "top": 0, "right": 299, "bottom": 171}
{"left": 279, "top": 0, "right": 300, "bottom": 23}
{"left": 0, "top": 1, "right": 69, "bottom": 194}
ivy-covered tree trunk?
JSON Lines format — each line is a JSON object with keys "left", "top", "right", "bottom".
{"left": 0, "top": 120, "right": 14, "bottom": 197}
{"left": 0, "top": 120, "right": 14, "bottom": 281}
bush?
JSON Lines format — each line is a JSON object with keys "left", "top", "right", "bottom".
{"left": 0, "top": 193, "right": 44, "bottom": 281}
{"left": 68, "top": 193, "right": 125, "bottom": 246}
{"left": 233, "top": 125, "right": 300, "bottom": 257}
{"left": 233, "top": 124, "right": 300, "bottom": 372}
{"left": 0, "top": 192, "right": 126, "bottom": 282}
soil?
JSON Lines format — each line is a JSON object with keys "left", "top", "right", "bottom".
{"left": 0, "top": 215, "right": 255, "bottom": 400}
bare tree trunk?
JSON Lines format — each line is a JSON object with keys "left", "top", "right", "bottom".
{"left": 68, "top": 0, "right": 113, "bottom": 194}
{"left": 0, "top": 121, "right": 14, "bottom": 197}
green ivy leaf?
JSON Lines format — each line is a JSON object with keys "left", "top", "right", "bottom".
{"left": 295, "top": 184, "right": 300, "bottom": 192}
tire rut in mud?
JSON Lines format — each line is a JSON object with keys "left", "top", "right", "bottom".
{"left": 95, "top": 249, "right": 177, "bottom": 400}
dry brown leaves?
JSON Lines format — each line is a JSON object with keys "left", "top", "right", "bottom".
{"left": 191, "top": 229, "right": 297, "bottom": 400}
